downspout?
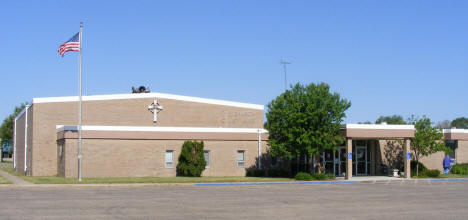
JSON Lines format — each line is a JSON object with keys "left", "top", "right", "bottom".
{"left": 257, "top": 129, "right": 262, "bottom": 169}
{"left": 24, "top": 105, "right": 30, "bottom": 173}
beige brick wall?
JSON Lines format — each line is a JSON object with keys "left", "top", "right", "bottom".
{"left": 377, "top": 140, "right": 404, "bottom": 171}
{"left": 26, "top": 106, "right": 33, "bottom": 176}
{"left": 33, "top": 97, "right": 264, "bottom": 176}
{"left": 455, "top": 140, "right": 468, "bottom": 164}
{"left": 60, "top": 139, "right": 266, "bottom": 178}
{"left": 14, "top": 114, "right": 25, "bottom": 173}
{"left": 377, "top": 139, "right": 445, "bottom": 172}
{"left": 420, "top": 152, "right": 444, "bottom": 171}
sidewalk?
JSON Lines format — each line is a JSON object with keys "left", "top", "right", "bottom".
{"left": 0, "top": 168, "right": 32, "bottom": 185}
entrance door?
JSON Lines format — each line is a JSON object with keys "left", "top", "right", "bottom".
{"left": 355, "top": 146, "right": 367, "bottom": 175}
{"left": 334, "top": 146, "right": 346, "bottom": 176}
{"left": 321, "top": 151, "right": 334, "bottom": 174}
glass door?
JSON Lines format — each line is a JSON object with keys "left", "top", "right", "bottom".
{"left": 334, "top": 146, "right": 346, "bottom": 176}
{"left": 321, "top": 150, "right": 334, "bottom": 174}
{"left": 355, "top": 146, "right": 367, "bottom": 175}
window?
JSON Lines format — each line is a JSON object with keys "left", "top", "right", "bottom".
{"left": 165, "top": 150, "right": 173, "bottom": 168}
{"left": 445, "top": 140, "right": 457, "bottom": 164}
{"left": 237, "top": 151, "right": 245, "bottom": 168}
{"left": 204, "top": 151, "right": 210, "bottom": 168}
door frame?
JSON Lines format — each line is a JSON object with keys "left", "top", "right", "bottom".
{"left": 355, "top": 145, "right": 368, "bottom": 176}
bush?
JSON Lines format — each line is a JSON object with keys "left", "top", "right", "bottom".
{"left": 313, "top": 173, "right": 327, "bottom": 180}
{"left": 325, "top": 173, "right": 336, "bottom": 180}
{"left": 421, "top": 169, "right": 441, "bottom": 178}
{"left": 176, "top": 141, "right": 206, "bottom": 177}
{"left": 411, "top": 161, "right": 427, "bottom": 177}
{"left": 295, "top": 172, "right": 312, "bottom": 180}
{"left": 451, "top": 164, "right": 468, "bottom": 175}
{"left": 246, "top": 168, "right": 265, "bottom": 177}
{"left": 267, "top": 168, "right": 290, "bottom": 178}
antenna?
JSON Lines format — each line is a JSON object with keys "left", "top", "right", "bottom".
{"left": 280, "top": 58, "right": 291, "bottom": 91}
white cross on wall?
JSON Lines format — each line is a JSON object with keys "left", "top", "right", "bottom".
{"left": 148, "top": 100, "right": 164, "bottom": 123}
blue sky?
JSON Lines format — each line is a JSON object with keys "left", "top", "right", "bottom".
{"left": 1, "top": 0, "right": 467, "bottom": 124}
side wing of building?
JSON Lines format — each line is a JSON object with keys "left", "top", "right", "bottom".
{"left": 31, "top": 93, "right": 265, "bottom": 176}
{"left": 13, "top": 105, "right": 33, "bottom": 175}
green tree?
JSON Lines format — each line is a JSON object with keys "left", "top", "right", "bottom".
{"left": 409, "top": 116, "right": 449, "bottom": 176}
{"left": 264, "top": 82, "right": 351, "bottom": 170}
{"left": 435, "top": 120, "right": 452, "bottom": 129}
{"left": 0, "top": 103, "right": 28, "bottom": 152}
{"left": 176, "top": 140, "right": 206, "bottom": 177}
{"left": 451, "top": 117, "right": 468, "bottom": 129}
{"left": 375, "top": 115, "right": 406, "bottom": 125}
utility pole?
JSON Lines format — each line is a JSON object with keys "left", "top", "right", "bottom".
{"left": 280, "top": 58, "right": 291, "bottom": 91}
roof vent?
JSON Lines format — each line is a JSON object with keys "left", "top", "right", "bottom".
{"left": 131, "top": 86, "right": 150, "bottom": 93}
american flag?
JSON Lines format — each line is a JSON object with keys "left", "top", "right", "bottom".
{"left": 58, "top": 32, "right": 80, "bottom": 57}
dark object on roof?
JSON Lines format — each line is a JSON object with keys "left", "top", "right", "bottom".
{"left": 132, "top": 86, "right": 150, "bottom": 93}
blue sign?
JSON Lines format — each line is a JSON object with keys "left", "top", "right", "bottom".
{"left": 348, "top": 152, "right": 352, "bottom": 159}
{"left": 406, "top": 152, "right": 411, "bottom": 160}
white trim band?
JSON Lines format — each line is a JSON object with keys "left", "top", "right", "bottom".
{"left": 33, "top": 92, "right": 264, "bottom": 110}
{"left": 57, "top": 125, "right": 268, "bottom": 134}
{"left": 346, "top": 124, "right": 415, "bottom": 130}
{"left": 14, "top": 108, "right": 27, "bottom": 121}
{"left": 443, "top": 129, "right": 468, "bottom": 134}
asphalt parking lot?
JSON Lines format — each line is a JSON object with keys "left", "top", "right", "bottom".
{"left": 0, "top": 180, "right": 467, "bottom": 220}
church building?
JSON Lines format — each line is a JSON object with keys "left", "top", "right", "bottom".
{"left": 12, "top": 91, "right": 468, "bottom": 179}
{"left": 13, "top": 92, "right": 267, "bottom": 178}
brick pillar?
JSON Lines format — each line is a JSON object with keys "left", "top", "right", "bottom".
{"left": 404, "top": 139, "right": 411, "bottom": 179}
{"left": 345, "top": 138, "right": 353, "bottom": 180}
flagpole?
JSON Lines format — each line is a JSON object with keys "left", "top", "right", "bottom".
{"left": 78, "top": 21, "right": 83, "bottom": 182}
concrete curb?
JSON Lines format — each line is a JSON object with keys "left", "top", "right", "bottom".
{"left": 1, "top": 178, "right": 468, "bottom": 188}
{"left": 195, "top": 180, "right": 358, "bottom": 186}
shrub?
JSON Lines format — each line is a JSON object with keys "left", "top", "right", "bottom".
{"left": 267, "top": 168, "right": 290, "bottom": 178}
{"left": 325, "top": 173, "right": 336, "bottom": 180}
{"left": 246, "top": 168, "right": 265, "bottom": 177}
{"left": 295, "top": 172, "right": 312, "bottom": 180}
{"left": 421, "top": 169, "right": 440, "bottom": 178}
{"left": 176, "top": 141, "right": 206, "bottom": 177}
{"left": 451, "top": 163, "right": 468, "bottom": 175}
{"left": 411, "top": 161, "right": 427, "bottom": 177}
{"left": 313, "top": 173, "right": 327, "bottom": 180}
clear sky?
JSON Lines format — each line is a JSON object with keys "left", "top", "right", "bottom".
{"left": 1, "top": 0, "right": 467, "bottom": 124}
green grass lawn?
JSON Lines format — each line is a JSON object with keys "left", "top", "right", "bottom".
{"left": 440, "top": 174, "right": 468, "bottom": 178}
{"left": 0, "top": 175, "right": 12, "bottom": 184}
{"left": 0, "top": 166, "right": 291, "bottom": 184}
{"left": 412, "top": 174, "right": 468, "bottom": 179}
{"left": 21, "top": 176, "right": 293, "bottom": 184}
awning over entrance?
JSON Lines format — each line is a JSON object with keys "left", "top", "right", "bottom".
{"left": 341, "top": 124, "right": 414, "bottom": 180}
{"left": 343, "top": 124, "right": 415, "bottom": 139}
{"left": 443, "top": 129, "right": 468, "bottom": 141}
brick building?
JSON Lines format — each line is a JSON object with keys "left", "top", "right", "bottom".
{"left": 13, "top": 92, "right": 267, "bottom": 178}
{"left": 12, "top": 92, "right": 468, "bottom": 179}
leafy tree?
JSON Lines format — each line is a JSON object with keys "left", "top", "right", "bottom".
{"left": 375, "top": 115, "right": 406, "bottom": 125}
{"left": 409, "top": 116, "right": 450, "bottom": 176}
{"left": 264, "top": 82, "right": 351, "bottom": 169}
{"left": 0, "top": 103, "right": 29, "bottom": 152}
{"left": 435, "top": 120, "right": 452, "bottom": 129}
{"left": 451, "top": 117, "right": 468, "bottom": 129}
{"left": 176, "top": 140, "right": 206, "bottom": 177}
